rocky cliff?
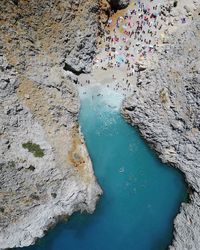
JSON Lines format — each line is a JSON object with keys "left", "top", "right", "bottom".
{"left": 122, "top": 9, "right": 200, "bottom": 250}
{"left": 0, "top": 0, "right": 104, "bottom": 248}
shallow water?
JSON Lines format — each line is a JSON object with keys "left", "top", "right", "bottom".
{"left": 21, "top": 86, "right": 187, "bottom": 250}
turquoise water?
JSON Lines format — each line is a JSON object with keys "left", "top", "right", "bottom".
{"left": 21, "top": 86, "right": 187, "bottom": 250}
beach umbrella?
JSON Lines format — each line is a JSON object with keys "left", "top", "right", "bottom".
{"left": 116, "top": 55, "right": 124, "bottom": 63}
{"left": 119, "top": 26, "right": 124, "bottom": 33}
{"left": 138, "top": 55, "right": 144, "bottom": 62}
{"left": 160, "top": 33, "right": 165, "bottom": 42}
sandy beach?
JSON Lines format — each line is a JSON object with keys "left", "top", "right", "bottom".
{"left": 77, "top": 0, "right": 194, "bottom": 101}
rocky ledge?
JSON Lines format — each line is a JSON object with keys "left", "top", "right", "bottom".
{"left": 122, "top": 11, "right": 200, "bottom": 250}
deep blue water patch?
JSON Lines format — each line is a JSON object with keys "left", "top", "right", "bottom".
{"left": 19, "top": 87, "right": 188, "bottom": 250}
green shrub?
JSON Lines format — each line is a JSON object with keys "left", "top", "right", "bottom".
{"left": 22, "top": 141, "right": 44, "bottom": 157}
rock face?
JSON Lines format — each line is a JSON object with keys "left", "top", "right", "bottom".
{"left": 1, "top": 0, "right": 100, "bottom": 75}
{"left": 122, "top": 14, "right": 200, "bottom": 250}
{"left": 0, "top": 0, "right": 106, "bottom": 248}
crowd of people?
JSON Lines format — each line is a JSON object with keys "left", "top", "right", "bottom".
{"left": 93, "top": 0, "right": 172, "bottom": 73}
{"left": 79, "top": 0, "right": 188, "bottom": 95}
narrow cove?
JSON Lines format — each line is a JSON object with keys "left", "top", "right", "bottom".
{"left": 22, "top": 85, "right": 188, "bottom": 250}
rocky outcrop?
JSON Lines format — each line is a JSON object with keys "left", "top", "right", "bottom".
{"left": 122, "top": 13, "right": 200, "bottom": 250}
{"left": 0, "top": 0, "right": 100, "bottom": 75}
{"left": 0, "top": 0, "right": 104, "bottom": 248}
{"left": 99, "top": 0, "right": 130, "bottom": 25}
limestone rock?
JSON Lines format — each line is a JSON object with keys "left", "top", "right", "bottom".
{"left": 0, "top": 0, "right": 103, "bottom": 248}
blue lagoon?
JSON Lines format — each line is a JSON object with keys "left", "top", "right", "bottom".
{"left": 21, "top": 86, "right": 188, "bottom": 250}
